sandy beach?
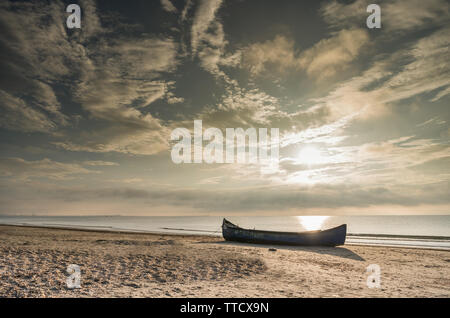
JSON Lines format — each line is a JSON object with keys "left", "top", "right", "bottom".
{"left": 0, "top": 224, "right": 449, "bottom": 298}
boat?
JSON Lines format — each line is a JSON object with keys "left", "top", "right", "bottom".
{"left": 222, "top": 218, "right": 346, "bottom": 247}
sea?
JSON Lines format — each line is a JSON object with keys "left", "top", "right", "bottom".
{"left": 1, "top": 215, "right": 449, "bottom": 250}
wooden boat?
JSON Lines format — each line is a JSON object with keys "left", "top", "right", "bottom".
{"left": 222, "top": 218, "right": 346, "bottom": 247}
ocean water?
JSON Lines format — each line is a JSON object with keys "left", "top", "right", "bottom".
{"left": 0, "top": 215, "right": 449, "bottom": 250}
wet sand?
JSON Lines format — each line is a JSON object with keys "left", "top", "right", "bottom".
{"left": 0, "top": 225, "right": 449, "bottom": 297}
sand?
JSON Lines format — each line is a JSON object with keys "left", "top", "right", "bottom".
{"left": 0, "top": 224, "right": 449, "bottom": 298}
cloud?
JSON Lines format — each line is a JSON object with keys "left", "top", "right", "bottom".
{"left": 0, "top": 0, "right": 183, "bottom": 155}
{"left": 181, "top": 0, "right": 193, "bottom": 22}
{"left": 75, "top": 35, "right": 180, "bottom": 118}
{"left": 161, "top": 0, "right": 177, "bottom": 13}
{"left": 243, "top": 35, "right": 298, "bottom": 76}
{"left": 166, "top": 92, "right": 185, "bottom": 104}
{"left": 314, "top": 26, "right": 450, "bottom": 120}
{"left": 187, "top": 0, "right": 240, "bottom": 83}
{"left": 383, "top": 0, "right": 449, "bottom": 32}
{"left": 0, "top": 1, "right": 72, "bottom": 131}
{"left": 388, "top": 26, "right": 450, "bottom": 101}
{"left": 297, "top": 29, "right": 369, "bottom": 80}
{"left": 78, "top": 0, "right": 103, "bottom": 39}
{"left": 0, "top": 157, "right": 94, "bottom": 181}
{"left": 82, "top": 161, "right": 119, "bottom": 166}
{"left": 114, "top": 38, "right": 179, "bottom": 75}
{"left": 190, "top": 0, "right": 223, "bottom": 54}
{"left": 358, "top": 137, "right": 450, "bottom": 172}
{"left": 53, "top": 119, "right": 171, "bottom": 155}
{"left": 199, "top": 86, "right": 329, "bottom": 134}
{"left": 431, "top": 86, "right": 450, "bottom": 102}
{"left": 242, "top": 29, "right": 369, "bottom": 80}
{"left": 321, "top": 0, "right": 449, "bottom": 33}
{"left": 280, "top": 112, "right": 358, "bottom": 148}
{"left": 65, "top": 63, "right": 175, "bottom": 155}
{"left": 64, "top": 12, "right": 181, "bottom": 155}
{"left": 0, "top": 90, "right": 56, "bottom": 133}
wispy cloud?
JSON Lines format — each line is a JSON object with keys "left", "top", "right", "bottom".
{"left": 0, "top": 90, "right": 56, "bottom": 133}
{"left": 321, "top": 0, "right": 449, "bottom": 33}
{"left": 160, "top": 0, "right": 177, "bottom": 13}
{"left": 0, "top": 158, "right": 95, "bottom": 181}
{"left": 190, "top": 0, "right": 223, "bottom": 54}
{"left": 82, "top": 161, "right": 119, "bottom": 167}
{"left": 242, "top": 29, "right": 369, "bottom": 80}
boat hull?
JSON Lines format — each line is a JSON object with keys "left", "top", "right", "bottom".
{"left": 222, "top": 219, "right": 346, "bottom": 247}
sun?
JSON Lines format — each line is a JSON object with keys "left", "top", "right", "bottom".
{"left": 298, "top": 146, "right": 323, "bottom": 165}
{"left": 297, "top": 216, "right": 329, "bottom": 231}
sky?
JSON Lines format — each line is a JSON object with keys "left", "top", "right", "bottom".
{"left": 0, "top": 0, "right": 449, "bottom": 216}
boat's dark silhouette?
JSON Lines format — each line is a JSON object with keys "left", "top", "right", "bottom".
{"left": 222, "top": 218, "right": 346, "bottom": 247}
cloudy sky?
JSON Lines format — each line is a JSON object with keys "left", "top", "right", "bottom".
{"left": 0, "top": 0, "right": 449, "bottom": 215}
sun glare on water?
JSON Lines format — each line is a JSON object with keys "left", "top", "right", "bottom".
{"left": 297, "top": 216, "right": 330, "bottom": 231}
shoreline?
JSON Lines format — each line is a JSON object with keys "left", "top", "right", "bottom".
{"left": 0, "top": 223, "right": 216, "bottom": 238}
{"left": 1, "top": 223, "right": 449, "bottom": 251}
